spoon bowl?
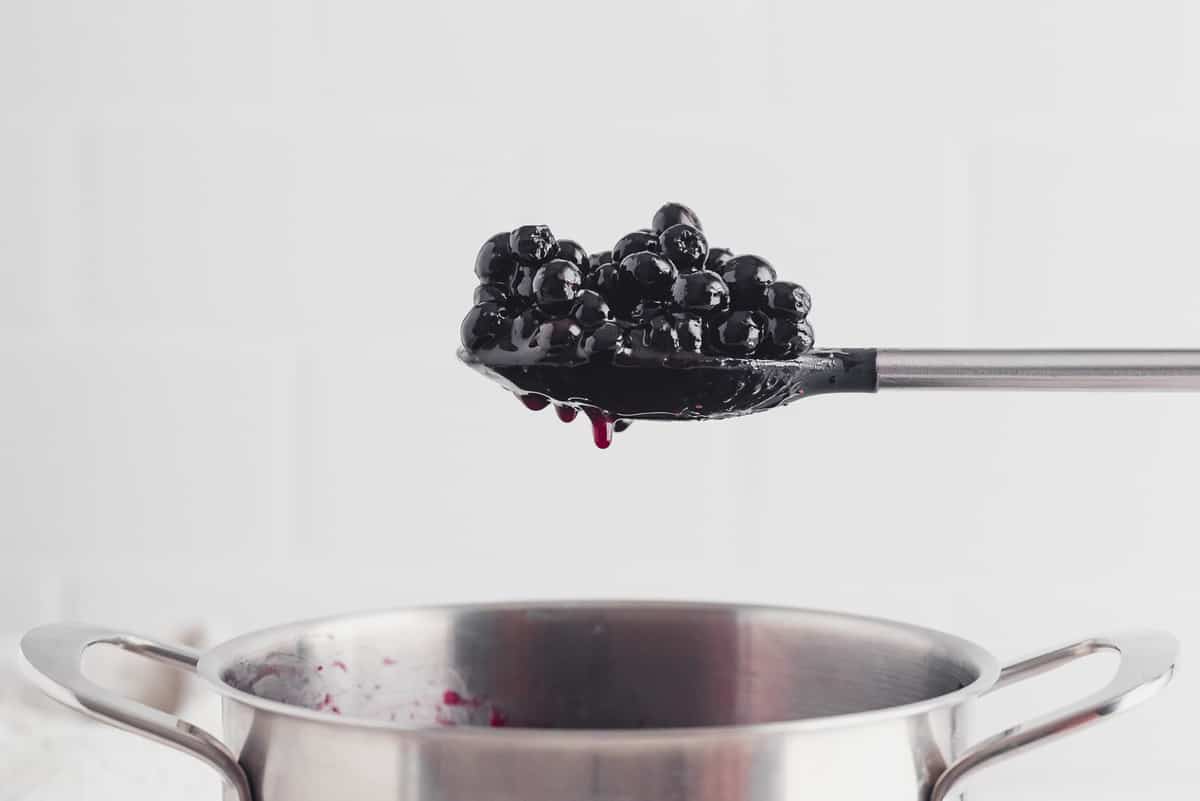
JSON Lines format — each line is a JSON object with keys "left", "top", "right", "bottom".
{"left": 458, "top": 347, "right": 878, "bottom": 420}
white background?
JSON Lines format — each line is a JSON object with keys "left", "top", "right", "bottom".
{"left": 2, "top": 1, "right": 1198, "bottom": 799}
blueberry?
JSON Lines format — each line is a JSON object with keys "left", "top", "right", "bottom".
{"left": 658, "top": 223, "right": 708, "bottom": 273}
{"left": 527, "top": 318, "right": 583, "bottom": 358}
{"left": 509, "top": 225, "right": 558, "bottom": 265}
{"left": 593, "top": 261, "right": 639, "bottom": 314}
{"left": 511, "top": 307, "right": 548, "bottom": 345}
{"left": 493, "top": 317, "right": 519, "bottom": 351}
{"left": 510, "top": 263, "right": 539, "bottom": 303}
{"left": 620, "top": 251, "right": 678, "bottom": 301}
{"left": 705, "top": 247, "right": 734, "bottom": 272}
{"left": 721, "top": 255, "right": 777, "bottom": 310}
{"left": 532, "top": 259, "right": 584, "bottom": 312}
{"left": 711, "top": 310, "right": 765, "bottom": 355}
{"left": 588, "top": 250, "right": 612, "bottom": 272}
{"left": 611, "top": 231, "right": 660, "bottom": 265}
{"left": 761, "top": 317, "right": 815, "bottom": 358}
{"left": 556, "top": 239, "right": 589, "bottom": 272}
{"left": 475, "top": 233, "right": 517, "bottom": 285}
{"left": 651, "top": 202, "right": 702, "bottom": 233}
{"left": 764, "top": 281, "right": 811, "bottom": 319}
{"left": 631, "top": 300, "right": 668, "bottom": 324}
{"left": 460, "top": 302, "right": 506, "bottom": 350}
{"left": 646, "top": 315, "right": 680, "bottom": 352}
{"left": 674, "top": 313, "right": 704, "bottom": 353}
{"left": 623, "top": 325, "right": 671, "bottom": 361}
{"left": 578, "top": 321, "right": 629, "bottom": 363}
{"left": 570, "top": 289, "right": 612, "bottom": 330}
{"left": 474, "top": 283, "right": 509, "bottom": 305}
{"left": 671, "top": 269, "right": 730, "bottom": 316}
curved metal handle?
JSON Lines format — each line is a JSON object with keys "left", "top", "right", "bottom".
{"left": 930, "top": 629, "right": 1178, "bottom": 801}
{"left": 19, "top": 623, "right": 253, "bottom": 801}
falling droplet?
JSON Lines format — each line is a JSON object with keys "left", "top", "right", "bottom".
{"left": 555, "top": 404, "right": 578, "bottom": 423}
{"left": 519, "top": 394, "right": 550, "bottom": 411}
{"left": 584, "top": 408, "right": 615, "bottom": 449}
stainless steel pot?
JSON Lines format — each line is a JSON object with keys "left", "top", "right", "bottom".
{"left": 20, "top": 602, "right": 1177, "bottom": 801}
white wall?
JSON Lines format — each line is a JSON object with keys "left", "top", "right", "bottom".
{"left": 2, "top": 1, "right": 1198, "bottom": 798}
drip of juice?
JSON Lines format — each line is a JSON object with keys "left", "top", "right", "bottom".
{"left": 584, "top": 408, "right": 615, "bottom": 449}
{"left": 519, "top": 393, "right": 626, "bottom": 448}
{"left": 519, "top": 394, "right": 550, "bottom": 411}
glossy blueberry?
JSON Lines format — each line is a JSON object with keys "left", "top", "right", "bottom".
{"left": 509, "top": 225, "right": 558, "bottom": 265}
{"left": 761, "top": 317, "right": 815, "bottom": 358}
{"left": 460, "top": 302, "right": 506, "bottom": 349}
{"left": 509, "top": 263, "right": 539, "bottom": 302}
{"left": 511, "top": 307, "right": 548, "bottom": 346}
{"left": 658, "top": 223, "right": 708, "bottom": 273}
{"left": 711, "top": 310, "right": 765, "bottom": 355}
{"left": 705, "top": 247, "right": 734, "bottom": 272}
{"left": 556, "top": 239, "right": 589, "bottom": 272}
{"left": 764, "top": 281, "right": 811, "bottom": 319}
{"left": 620, "top": 251, "right": 678, "bottom": 302}
{"left": 578, "top": 321, "right": 629, "bottom": 363}
{"left": 593, "top": 261, "right": 640, "bottom": 314}
{"left": 570, "top": 289, "right": 612, "bottom": 330}
{"left": 588, "top": 250, "right": 612, "bottom": 272}
{"left": 721, "top": 255, "right": 777, "bottom": 310}
{"left": 493, "top": 317, "right": 518, "bottom": 351}
{"left": 674, "top": 313, "right": 704, "bottom": 353}
{"left": 631, "top": 300, "right": 668, "bottom": 324}
{"left": 646, "top": 315, "right": 680, "bottom": 352}
{"left": 611, "top": 231, "right": 660, "bottom": 265}
{"left": 475, "top": 233, "right": 517, "bottom": 285}
{"left": 589, "top": 261, "right": 617, "bottom": 293}
{"left": 473, "top": 283, "right": 509, "bottom": 305}
{"left": 651, "top": 202, "right": 702, "bottom": 233}
{"left": 527, "top": 318, "right": 583, "bottom": 358}
{"left": 532, "top": 259, "right": 584, "bottom": 312}
{"left": 671, "top": 269, "right": 730, "bottom": 316}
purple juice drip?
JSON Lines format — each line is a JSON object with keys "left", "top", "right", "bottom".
{"left": 519, "top": 394, "right": 550, "bottom": 411}
{"left": 584, "top": 408, "right": 615, "bottom": 449}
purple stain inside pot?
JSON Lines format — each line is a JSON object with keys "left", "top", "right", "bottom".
{"left": 442, "top": 690, "right": 481, "bottom": 708}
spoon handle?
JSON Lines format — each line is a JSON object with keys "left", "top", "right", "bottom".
{"left": 875, "top": 349, "right": 1200, "bottom": 390}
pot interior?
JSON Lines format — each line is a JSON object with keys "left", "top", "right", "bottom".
{"left": 213, "top": 603, "right": 988, "bottom": 730}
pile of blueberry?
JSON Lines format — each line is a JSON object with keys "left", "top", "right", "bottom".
{"left": 461, "top": 203, "right": 814, "bottom": 364}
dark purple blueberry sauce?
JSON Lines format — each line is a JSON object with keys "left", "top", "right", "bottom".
{"left": 462, "top": 204, "right": 878, "bottom": 446}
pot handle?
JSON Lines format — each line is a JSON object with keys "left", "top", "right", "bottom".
{"left": 930, "top": 629, "right": 1178, "bottom": 801}
{"left": 19, "top": 623, "right": 253, "bottom": 801}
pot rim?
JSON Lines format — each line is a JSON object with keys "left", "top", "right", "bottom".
{"left": 196, "top": 599, "right": 1001, "bottom": 740}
